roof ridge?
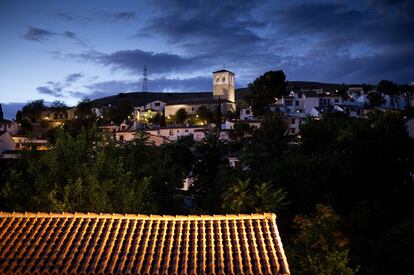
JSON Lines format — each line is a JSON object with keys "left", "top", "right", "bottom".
{"left": 0, "top": 211, "right": 276, "bottom": 220}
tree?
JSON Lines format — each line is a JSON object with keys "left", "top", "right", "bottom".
{"left": 15, "top": 110, "right": 22, "bottom": 123}
{"left": 22, "top": 99, "right": 45, "bottom": 122}
{"left": 289, "top": 204, "right": 357, "bottom": 275}
{"left": 196, "top": 106, "right": 214, "bottom": 123}
{"left": 75, "top": 98, "right": 94, "bottom": 120}
{"left": 367, "top": 91, "right": 385, "bottom": 107}
{"left": 221, "top": 179, "right": 289, "bottom": 213}
{"left": 175, "top": 108, "right": 187, "bottom": 124}
{"left": 160, "top": 111, "right": 166, "bottom": 127}
{"left": 377, "top": 80, "right": 398, "bottom": 95}
{"left": 248, "top": 70, "right": 287, "bottom": 116}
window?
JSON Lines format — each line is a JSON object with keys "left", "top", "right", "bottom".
{"left": 155, "top": 102, "right": 161, "bottom": 106}
{"left": 222, "top": 77, "right": 225, "bottom": 83}
{"left": 169, "top": 130, "right": 174, "bottom": 136}
{"left": 295, "top": 101, "right": 299, "bottom": 106}
{"left": 245, "top": 110, "right": 250, "bottom": 115}
{"left": 121, "top": 125, "right": 126, "bottom": 130}
{"left": 216, "top": 77, "right": 219, "bottom": 83}
{"left": 119, "top": 135, "right": 124, "bottom": 141}
{"left": 334, "top": 99, "right": 339, "bottom": 103}
{"left": 291, "top": 128, "right": 295, "bottom": 134}
{"left": 291, "top": 119, "right": 295, "bottom": 124}
{"left": 185, "top": 130, "right": 189, "bottom": 133}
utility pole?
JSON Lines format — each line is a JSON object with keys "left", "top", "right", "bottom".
{"left": 142, "top": 64, "right": 148, "bottom": 92}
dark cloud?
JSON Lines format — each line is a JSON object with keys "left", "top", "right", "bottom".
{"left": 66, "top": 73, "right": 84, "bottom": 83}
{"left": 62, "top": 31, "right": 77, "bottom": 39}
{"left": 36, "top": 86, "right": 63, "bottom": 97}
{"left": 107, "top": 11, "right": 136, "bottom": 21}
{"left": 140, "top": 0, "right": 265, "bottom": 55}
{"left": 70, "top": 76, "right": 211, "bottom": 100}
{"left": 36, "top": 73, "right": 85, "bottom": 98}
{"left": 55, "top": 0, "right": 414, "bottom": 90}
{"left": 75, "top": 49, "right": 208, "bottom": 75}
{"left": 56, "top": 11, "right": 136, "bottom": 23}
{"left": 23, "top": 26, "right": 56, "bottom": 41}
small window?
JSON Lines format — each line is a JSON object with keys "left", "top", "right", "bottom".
{"left": 334, "top": 99, "right": 339, "bottom": 103}
{"left": 169, "top": 130, "right": 174, "bottom": 136}
{"left": 222, "top": 77, "right": 225, "bottom": 83}
{"left": 185, "top": 130, "right": 189, "bottom": 133}
{"left": 155, "top": 102, "right": 161, "bottom": 106}
{"left": 216, "top": 77, "right": 219, "bottom": 83}
{"left": 122, "top": 126, "right": 126, "bottom": 130}
{"left": 245, "top": 110, "right": 250, "bottom": 115}
{"left": 119, "top": 135, "right": 124, "bottom": 141}
{"left": 295, "top": 101, "right": 299, "bottom": 106}
{"left": 291, "top": 128, "right": 295, "bottom": 134}
{"left": 291, "top": 119, "right": 295, "bottom": 124}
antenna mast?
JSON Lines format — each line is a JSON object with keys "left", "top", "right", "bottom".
{"left": 142, "top": 64, "right": 148, "bottom": 92}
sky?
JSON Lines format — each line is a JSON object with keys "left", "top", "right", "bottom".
{"left": 0, "top": 0, "right": 413, "bottom": 118}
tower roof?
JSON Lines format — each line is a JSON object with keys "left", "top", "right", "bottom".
{"left": 0, "top": 211, "right": 290, "bottom": 274}
{"left": 213, "top": 69, "right": 235, "bottom": 75}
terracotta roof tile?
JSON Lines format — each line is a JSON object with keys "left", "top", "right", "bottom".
{"left": 0, "top": 212, "right": 290, "bottom": 274}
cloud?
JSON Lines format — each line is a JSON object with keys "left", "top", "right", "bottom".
{"left": 62, "top": 31, "right": 77, "bottom": 39}
{"left": 75, "top": 49, "right": 208, "bottom": 75}
{"left": 69, "top": 76, "right": 212, "bottom": 100}
{"left": 23, "top": 26, "right": 56, "bottom": 41}
{"left": 35, "top": 73, "right": 85, "bottom": 98}
{"left": 56, "top": 11, "right": 137, "bottom": 23}
{"left": 140, "top": 0, "right": 265, "bottom": 55}
{"left": 57, "top": 0, "right": 414, "bottom": 89}
{"left": 36, "top": 86, "right": 63, "bottom": 97}
{"left": 66, "top": 73, "right": 84, "bottom": 83}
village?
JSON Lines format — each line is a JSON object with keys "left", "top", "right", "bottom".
{"left": 1, "top": 69, "right": 414, "bottom": 159}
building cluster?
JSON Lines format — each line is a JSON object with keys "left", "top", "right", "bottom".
{"left": 276, "top": 87, "right": 414, "bottom": 135}
{"left": 2, "top": 69, "right": 414, "bottom": 159}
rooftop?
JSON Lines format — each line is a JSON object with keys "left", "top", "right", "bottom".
{"left": 212, "top": 69, "right": 235, "bottom": 74}
{"left": 0, "top": 211, "right": 290, "bottom": 274}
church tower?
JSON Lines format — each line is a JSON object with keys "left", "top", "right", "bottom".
{"left": 213, "top": 69, "right": 235, "bottom": 103}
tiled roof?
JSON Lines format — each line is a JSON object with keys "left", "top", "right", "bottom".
{"left": 0, "top": 212, "right": 289, "bottom": 274}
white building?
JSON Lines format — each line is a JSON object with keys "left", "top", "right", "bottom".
{"left": 240, "top": 108, "right": 254, "bottom": 120}
{"left": 164, "top": 70, "right": 236, "bottom": 117}
{"left": 280, "top": 90, "right": 343, "bottom": 116}
{"left": 146, "top": 126, "right": 205, "bottom": 141}
{"left": 0, "top": 131, "right": 16, "bottom": 155}
{"left": 0, "top": 119, "right": 19, "bottom": 135}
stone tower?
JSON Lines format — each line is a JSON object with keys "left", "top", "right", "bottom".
{"left": 213, "top": 69, "right": 235, "bottom": 103}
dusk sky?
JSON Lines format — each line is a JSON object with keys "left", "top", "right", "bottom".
{"left": 1, "top": 0, "right": 413, "bottom": 118}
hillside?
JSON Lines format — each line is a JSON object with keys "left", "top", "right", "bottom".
{"left": 91, "top": 82, "right": 358, "bottom": 107}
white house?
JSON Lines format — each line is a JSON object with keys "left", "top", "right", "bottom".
{"left": 310, "top": 106, "right": 335, "bottom": 118}
{"left": 0, "top": 131, "right": 16, "bottom": 154}
{"left": 406, "top": 118, "right": 414, "bottom": 139}
{"left": 281, "top": 90, "right": 343, "bottom": 116}
{"left": 11, "top": 135, "right": 48, "bottom": 150}
{"left": 146, "top": 125, "right": 205, "bottom": 141}
{"left": 223, "top": 119, "right": 261, "bottom": 130}
{"left": 0, "top": 119, "right": 19, "bottom": 135}
{"left": 145, "top": 100, "right": 166, "bottom": 112}
{"left": 285, "top": 115, "right": 304, "bottom": 135}
{"left": 240, "top": 108, "right": 254, "bottom": 120}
